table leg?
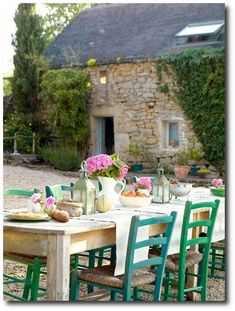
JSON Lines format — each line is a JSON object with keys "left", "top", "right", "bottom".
{"left": 47, "top": 234, "right": 71, "bottom": 301}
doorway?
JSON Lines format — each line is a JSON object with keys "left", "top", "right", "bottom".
{"left": 97, "top": 117, "right": 114, "bottom": 155}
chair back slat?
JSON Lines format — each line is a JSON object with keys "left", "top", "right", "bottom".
{"left": 188, "top": 219, "right": 212, "bottom": 229}
{"left": 135, "top": 236, "right": 167, "bottom": 250}
{"left": 133, "top": 256, "right": 163, "bottom": 270}
{"left": 186, "top": 237, "right": 210, "bottom": 247}
{"left": 3, "top": 188, "right": 40, "bottom": 197}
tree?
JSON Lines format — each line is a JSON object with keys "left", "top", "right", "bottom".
{"left": 42, "top": 3, "right": 92, "bottom": 45}
{"left": 11, "top": 3, "right": 46, "bottom": 128}
{"left": 40, "top": 68, "right": 91, "bottom": 152}
{"left": 41, "top": 3, "right": 109, "bottom": 45}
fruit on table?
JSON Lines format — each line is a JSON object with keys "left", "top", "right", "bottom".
{"left": 96, "top": 194, "right": 112, "bottom": 213}
{"left": 121, "top": 191, "right": 149, "bottom": 197}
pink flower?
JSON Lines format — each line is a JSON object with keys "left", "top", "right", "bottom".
{"left": 133, "top": 177, "right": 152, "bottom": 192}
{"left": 211, "top": 179, "right": 223, "bottom": 188}
{"left": 31, "top": 193, "right": 42, "bottom": 203}
{"left": 118, "top": 167, "right": 128, "bottom": 180}
{"left": 86, "top": 154, "right": 114, "bottom": 173}
{"left": 45, "top": 196, "right": 56, "bottom": 207}
{"left": 85, "top": 153, "right": 128, "bottom": 180}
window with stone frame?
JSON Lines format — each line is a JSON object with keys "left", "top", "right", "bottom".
{"left": 162, "top": 120, "right": 180, "bottom": 149}
{"left": 99, "top": 70, "right": 107, "bottom": 84}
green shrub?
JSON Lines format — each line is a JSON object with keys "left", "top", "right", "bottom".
{"left": 3, "top": 113, "right": 34, "bottom": 153}
{"left": 40, "top": 147, "right": 84, "bottom": 171}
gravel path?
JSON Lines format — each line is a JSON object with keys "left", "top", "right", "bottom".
{"left": 3, "top": 165, "right": 226, "bottom": 302}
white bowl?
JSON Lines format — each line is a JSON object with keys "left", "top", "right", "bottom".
{"left": 170, "top": 183, "right": 192, "bottom": 197}
{"left": 119, "top": 195, "right": 153, "bottom": 207}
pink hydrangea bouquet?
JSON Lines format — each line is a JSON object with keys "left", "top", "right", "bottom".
{"left": 211, "top": 179, "right": 223, "bottom": 188}
{"left": 85, "top": 153, "right": 128, "bottom": 180}
{"left": 133, "top": 177, "right": 152, "bottom": 192}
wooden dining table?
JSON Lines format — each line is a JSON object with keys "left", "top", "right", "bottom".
{"left": 3, "top": 187, "right": 225, "bottom": 301}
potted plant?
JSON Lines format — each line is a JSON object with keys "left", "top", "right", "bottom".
{"left": 128, "top": 142, "right": 143, "bottom": 172}
{"left": 188, "top": 148, "right": 204, "bottom": 176}
{"left": 197, "top": 169, "right": 212, "bottom": 179}
{"left": 174, "top": 150, "right": 190, "bottom": 179}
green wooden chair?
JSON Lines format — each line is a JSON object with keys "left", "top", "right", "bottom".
{"left": 70, "top": 212, "right": 177, "bottom": 301}
{"left": 45, "top": 184, "right": 116, "bottom": 271}
{"left": 149, "top": 199, "right": 220, "bottom": 301}
{"left": 3, "top": 187, "right": 47, "bottom": 301}
{"left": 199, "top": 234, "right": 225, "bottom": 280}
{"left": 208, "top": 240, "right": 225, "bottom": 279}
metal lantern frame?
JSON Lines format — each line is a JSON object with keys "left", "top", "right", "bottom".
{"left": 72, "top": 165, "right": 96, "bottom": 215}
{"left": 152, "top": 164, "right": 170, "bottom": 204}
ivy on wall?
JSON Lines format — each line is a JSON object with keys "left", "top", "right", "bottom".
{"left": 158, "top": 47, "right": 225, "bottom": 169}
{"left": 40, "top": 68, "right": 91, "bottom": 153}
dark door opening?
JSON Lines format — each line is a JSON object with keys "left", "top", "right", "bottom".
{"left": 105, "top": 117, "right": 114, "bottom": 154}
{"left": 97, "top": 117, "right": 114, "bottom": 155}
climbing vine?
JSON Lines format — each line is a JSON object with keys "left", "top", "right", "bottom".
{"left": 157, "top": 47, "right": 225, "bottom": 169}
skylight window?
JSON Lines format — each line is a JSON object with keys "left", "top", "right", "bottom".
{"left": 175, "top": 20, "right": 224, "bottom": 37}
{"left": 175, "top": 20, "right": 224, "bottom": 46}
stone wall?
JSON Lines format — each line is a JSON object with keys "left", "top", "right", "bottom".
{"left": 84, "top": 60, "right": 203, "bottom": 171}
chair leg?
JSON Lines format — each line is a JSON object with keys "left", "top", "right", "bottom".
{"left": 164, "top": 270, "right": 171, "bottom": 301}
{"left": 30, "top": 259, "right": 42, "bottom": 301}
{"left": 133, "top": 287, "right": 140, "bottom": 300}
{"left": 97, "top": 249, "right": 105, "bottom": 267}
{"left": 110, "top": 291, "right": 118, "bottom": 301}
{"left": 22, "top": 265, "right": 34, "bottom": 300}
{"left": 111, "top": 245, "right": 116, "bottom": 265}
{"left": 210, "top": 248, "right": 216, "bottom": 277}
{"left": 87, "top": 250, "right": 97, "bottom": 293}
{"left": 70, "top": 271, "right": 79, "bottom": 301}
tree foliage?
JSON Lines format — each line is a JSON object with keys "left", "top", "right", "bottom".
{"left": 160, "top": 47, "right": 225, "bottom": 169}
{"left": 40, "top": 69, "right": 91, "bottom": 153}
{"left": 11, "top": 3, "right": 46, "bottom": 128}
{"left": 42, "top": 3, "right": 94, "bottom": 45}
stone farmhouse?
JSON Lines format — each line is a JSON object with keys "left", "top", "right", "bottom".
{"left": 44, "top": 3, "right": 225, "bottom": 170}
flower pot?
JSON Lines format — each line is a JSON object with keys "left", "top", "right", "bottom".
{"left": 190, "top": 167, "right": 200, "bottom": 176}
{"left": 131, "top": 163, "right": 143, "bottom": 172}
{"left": 174, "top": 165, "right": 190, "bottom": 179}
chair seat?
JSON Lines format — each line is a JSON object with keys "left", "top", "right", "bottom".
{"left": 149, "top": 249, "right": 203, "bottom": 272}
{"left": 79, "top": 264, "right": 156, "bottom": 289}
{"left": 210, "top": 240, "right": 225, "bottom": 248}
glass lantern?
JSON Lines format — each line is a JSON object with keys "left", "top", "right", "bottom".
{"left": 152, "top": 163, "right": 170, "bottom": 203}
{"left": 72, "top": 162, "right": 96, "bottom": 215}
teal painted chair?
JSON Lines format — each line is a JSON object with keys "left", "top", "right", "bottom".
{"left": 3, "top": 188, "right": 47, "bottom": 301}
{"left": 208, "top": 240, "right": 225, "bottom": 279}
{"left": 70, "top": 212, "right": 177, "bottom": 301}
{"left": 149, "top": 199, "right": 220, "bottom": 301}
{"left": 199, "top": 234, "right": 225, "bottom": 280}
{"left": 45, "top": 184, "right": 116, "bottom": 271}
